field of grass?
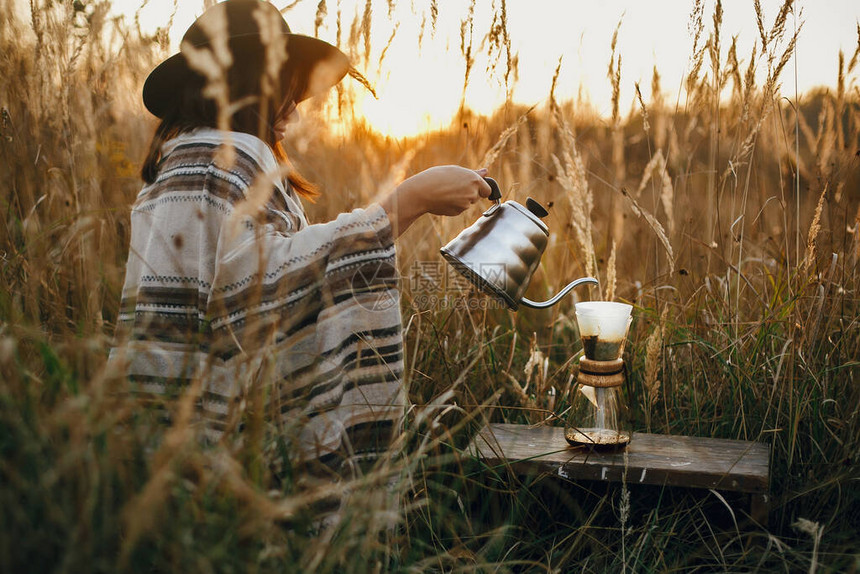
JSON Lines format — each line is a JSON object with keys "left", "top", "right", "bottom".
{"left": 1, "top": 0, "right": 858, "bottom": 571}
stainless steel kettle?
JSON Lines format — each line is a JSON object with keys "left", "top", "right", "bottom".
{"left": 440, "top": 178, "right": 598, "bottom": 310}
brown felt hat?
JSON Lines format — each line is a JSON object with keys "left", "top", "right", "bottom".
{"left": 142, "top": 0, "right": 349, "bottom": 119}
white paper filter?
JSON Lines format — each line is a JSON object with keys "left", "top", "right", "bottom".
{"left": 574, "top": 301, "right": 632, "bottom": 341}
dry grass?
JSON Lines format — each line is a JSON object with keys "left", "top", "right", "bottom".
{"left": 1, "top": 0, "right": 859, "bottom": 572}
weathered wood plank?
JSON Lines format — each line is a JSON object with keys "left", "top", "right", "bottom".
{"left": 470, "top": 423, "right": 770, "bottom": 494}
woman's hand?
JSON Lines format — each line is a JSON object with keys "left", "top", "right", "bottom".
{"left": 380, "top": 166, "right": 492, "bottom": 237}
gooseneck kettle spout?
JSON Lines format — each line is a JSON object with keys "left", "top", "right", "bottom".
{"left": 520, "top": 276, "right": 599, "bottom": 309}
{"left": 440, "top": 177, "right": 599, "bottom": 311}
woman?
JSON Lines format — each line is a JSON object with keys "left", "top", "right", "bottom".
{"left": 112, "top": 0, "right": 490, "bottom": 471}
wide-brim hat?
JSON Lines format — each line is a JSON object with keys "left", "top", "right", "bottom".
{"left": 143, "top": 0, "right": 350, "bottom": 119}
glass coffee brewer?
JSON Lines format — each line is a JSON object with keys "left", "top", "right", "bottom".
{"left": 564, "top": 302, "right": 633, "bottom": 449}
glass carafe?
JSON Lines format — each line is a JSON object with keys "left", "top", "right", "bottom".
{"left": 564, "top": 301, "right": 633, "bottom": 449}
{"left": 564, "top": 357, "right": 630, "bottom": 448}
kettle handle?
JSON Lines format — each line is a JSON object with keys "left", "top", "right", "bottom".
{"left": 520, "top": 277, "right": 599, "bottom": 309}
{"left": 484, "top": 177, "right": 502, "bottom": 201}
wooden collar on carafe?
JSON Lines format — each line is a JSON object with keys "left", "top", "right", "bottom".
{"left": 577, "top": 357, "right": 624, "bottom": 388}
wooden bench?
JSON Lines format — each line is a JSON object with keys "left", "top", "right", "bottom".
{"left": 469, "top": 423, "right": 771, "bottom": 525}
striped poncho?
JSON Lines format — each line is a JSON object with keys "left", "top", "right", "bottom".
{"left": 111, "top": 128, "right": 405, "bottom": 467}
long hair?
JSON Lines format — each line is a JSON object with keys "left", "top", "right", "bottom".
{"left": 140, "top": 51, "right": 319, "bottom": 200}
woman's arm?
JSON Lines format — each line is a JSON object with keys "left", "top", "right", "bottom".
{"left": 378, "top": 166, "right": 491, "bottom": 238}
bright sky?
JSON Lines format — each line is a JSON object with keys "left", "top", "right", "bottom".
{"left": 115, "top": 0, "right": 859, "bottom": 138}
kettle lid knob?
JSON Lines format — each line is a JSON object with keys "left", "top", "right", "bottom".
{"left": 526, "top": 197, "right": 549, "bottom": 218}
